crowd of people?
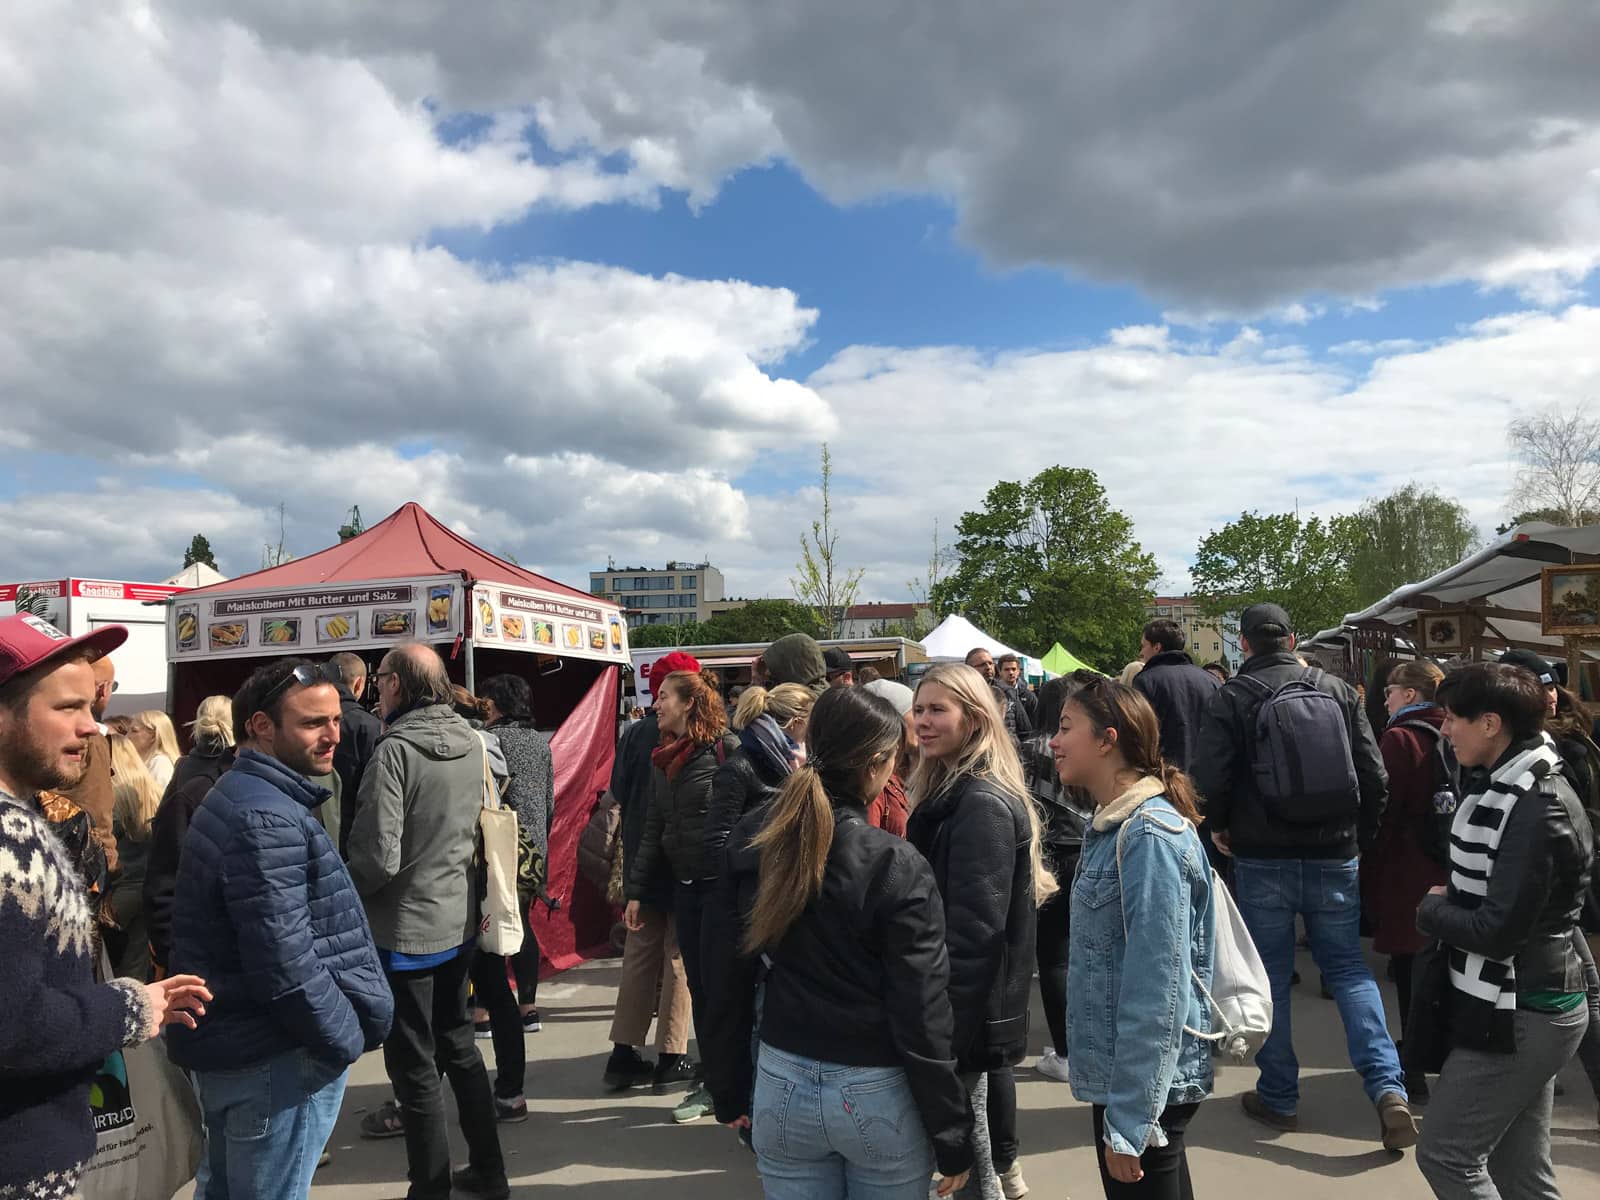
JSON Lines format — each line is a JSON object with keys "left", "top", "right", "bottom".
{"left": 1, "top": 603, "right": 1596, "bottom": 1200}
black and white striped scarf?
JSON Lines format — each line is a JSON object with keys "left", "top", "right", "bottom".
{"left": 1445, "top": 733, "right": 1561, "bottom": 1049}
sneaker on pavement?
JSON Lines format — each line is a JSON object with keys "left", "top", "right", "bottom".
{"left": 522, "top": 1009, "right": 542, "bottom": 1033}
{"left": 999, "top": 1162, "right": 1029, "bottom": 1198}
{"left": 672, "top": 1085, "right": 713, "bottom": 1124}
{"left": 603, "top": 1045, "right": 657, "bottom": 1092}
{"left": 652, "top": 1055, "right": 700, "bottom": 1096}
{"left": 495, "top": 1093, "right": 529, "bottom": 1123}
{"left": 1241, "top": 1091, "right": 1298, "bottom": 1132}
{"left": 473, "top": 1020, "right": 493, "bottom": 1041}
{"left": 1378, "top": 1092, "right": 1418, "bottom": 1151}
{"left": 1035, "top": 1049, "right": 1071, "bottom": 1083}
{"left": 358, "top": 1099, "right": 405, "bottom": 1139}
{"left": 451, "top": 1166, "right": 510, "bottom": 1200}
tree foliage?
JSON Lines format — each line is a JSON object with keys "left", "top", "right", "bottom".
{"left": 791, "top": 444, "right": 864, "bottom": 638}
{"left": 1508, "top": 403, "right": 1600, "bottom": 527}
{"left": 1192, "top": 510, "right": 1359, "bottom": 638}
{"left": 1346, "top": 484, "right": 1479, "bottom": 603}
{"left": 182, "top": 533, "right": 218, "bottom": 570}
{"left": 930, "top": 466, "right": 1157, "bottom": 664}
{"left": 626, "top": 599, "right": 827, "bottom": 650}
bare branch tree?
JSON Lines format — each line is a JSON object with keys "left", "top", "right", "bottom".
{"left": 791, "top": 443, "right": 865, "bottom": 638}
{"left": 1508, "top": 403, "right": 1600, "bottom": 526}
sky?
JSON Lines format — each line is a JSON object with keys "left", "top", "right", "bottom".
{"left": 4, "top": 1, "right": 1600, "bottom": 605}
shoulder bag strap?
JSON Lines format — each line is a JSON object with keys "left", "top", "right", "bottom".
{"left": 475, "top": 731, "right": 499, "bottom": 811}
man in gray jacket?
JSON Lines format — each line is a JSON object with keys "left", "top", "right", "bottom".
{"left": 349, "top": 643, "right": 508, "bottom": 1200}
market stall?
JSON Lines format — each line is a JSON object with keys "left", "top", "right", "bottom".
{"left": 166, "top": 501, "right": 628, "bottom": 970}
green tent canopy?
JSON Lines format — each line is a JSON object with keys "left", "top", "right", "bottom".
{"left": 1040, "top": 642, "right": 1100, "bottom": 677}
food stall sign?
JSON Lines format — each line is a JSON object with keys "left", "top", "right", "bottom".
{"left": 472, "top": 584, "right": 628, "bottom": 663}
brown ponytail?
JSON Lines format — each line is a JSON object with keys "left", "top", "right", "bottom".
{"left": 1072, "top": 678, "right": 1204, "bottom": 825}
{"left": 741, "top": 686, "right": 906, "bottom": 954}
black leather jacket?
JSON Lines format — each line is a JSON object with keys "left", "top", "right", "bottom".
{"left": 702, "top": 804, "right": 975, "bottom": 1177}
{"left": 627, "top": 734, "right": 737, "bottom": 895}
{"left": 1417, "top": 750, "right": 1595, "bottom": 997}
{"left": 701, "top": 747, "right": 785, "bottom": 876}
{"left": 906, "top": 773, "right": 1038, "bottom": 1072}
{"left": 1020, "top": 732, "right": 1092, "bottom": 873}
{"left": 1192, "top": 652, "right": 1388, "bottom": 858}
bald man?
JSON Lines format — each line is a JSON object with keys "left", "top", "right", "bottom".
{"left": 57, "top": 653, "right": 119, "bottom": 872}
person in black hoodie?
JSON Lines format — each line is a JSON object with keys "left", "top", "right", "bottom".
{"left": 701, "top": 682, "right": 815, "bottom": 870}
{"left": 703, "top": 685, "right": 974, "bottom": 1199}
{"left": 909, "top": 663, "right": 1058, "bottom": 1200}
{"left": 144, "top": 694, "right": 236, "bottom": 978}
{"left": 625, "top": 666, "right": 738, "bottom": 1123}
{"left": 1132, "top": 618, "right": 1220, "bottom": 771}
{"left": 327, "top": 651, "right": 382, "bottom": 857}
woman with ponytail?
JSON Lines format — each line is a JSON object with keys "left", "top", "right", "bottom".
{"left": 1051, "top": 678, "right": 1215, "bottom": 1198}
{"left": 702, "top": 683, "right": 816, "bottom": 871}
{"left": 702, "top": 686, "right": 973, "bottom": 1199}
{"left": 909, "top": 663, "right": 1057, "bottom": 1200}
{"left": 625, "top": 668, "right": 738, "bottom": 1120}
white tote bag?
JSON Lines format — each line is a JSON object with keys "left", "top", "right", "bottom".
{"left": 476, "top": 733, "right": 524, "bottom": 956}
{"left": 1116, "top": 812, "right": 1273, "bottom": 1062}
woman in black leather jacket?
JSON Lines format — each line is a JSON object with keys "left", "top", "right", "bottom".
{"left": 1415, "top": 664, "right": 1594, "bottom": 1199}
{"left": 703, "top": 685, "right": 974, "bottom": 1198}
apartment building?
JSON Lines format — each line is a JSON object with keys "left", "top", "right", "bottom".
{"left": 589, "top": 561, "right": 726, "bottom": 627}
{"left": 1147, "top": 595, "right": 1236, "bottom": 665}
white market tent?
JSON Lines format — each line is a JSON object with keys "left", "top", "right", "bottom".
{"left": 1343, "top": 521, "right": 1600, "bottom": 664}
{"left": 162, "top": 562, "right": 228, "bottom": 588}
{"left": 921, "top": 613, "right": 1031, "bottom": 664}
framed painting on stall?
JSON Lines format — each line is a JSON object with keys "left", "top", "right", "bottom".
{"left": 1417, "top": 611, "right": 1467, "bottom": 654}
{"left": 1541, "top": 564, "right": 1600, "bottom": 637}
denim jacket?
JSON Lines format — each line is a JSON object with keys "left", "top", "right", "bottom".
{"left": 1067, "top": 777, "right": 1215, "bottom": 1156}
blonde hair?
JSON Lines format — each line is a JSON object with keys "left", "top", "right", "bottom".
{"left": 189, "top": 695, "right": 235, "bottom": 749}
{"left": 1118, "top": 660, "right": 1145, "bottom": 686}
{"left": 108, "top": 734, "right": 162, "bottom": 841}
{"left": 908, "top": 664, "right": 1058, "bottom": 903}
{"left": 732, "top": 683, "right": 815, "bottom": 732}
{"left": 132, "top": 710, "right": 181, "bottom": 763}
{"left": 1389, "top": 660, "right": 1445, "bottom": 699}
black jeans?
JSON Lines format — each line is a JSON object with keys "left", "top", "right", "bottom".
{"left": 512, "top": 901, "right": 541, "bottom": 1005}
{"left": 1391, "top": 953, "right": 1416, "bottom": 1043}
{"left": 469, "top": 949, "right": 524, "bottom": 1100}
{"left": 675, "top": 879, "right": 708, "bottom": 1048}
{"left": 1037, "top": 882, "right": 1072, "bottom": 1054}
{"left": 1091, "top": 1102, "right": 1200, "bottom": 1200}
{"left": 987, "top": 1066, "right": 1018, "bottom": 1172}
{"left": 384, "top": 953, "right": 505, "bottom": 1199}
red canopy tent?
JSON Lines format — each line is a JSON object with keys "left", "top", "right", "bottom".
{"left": 165, "top": 501, "right": 626, "bottom": 969}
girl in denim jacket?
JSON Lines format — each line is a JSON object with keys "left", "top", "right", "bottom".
{"left": 1052, "top": 679, "right": 1216, "bottom": 1198}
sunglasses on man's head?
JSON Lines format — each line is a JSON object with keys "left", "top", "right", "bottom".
{"left": 257, "top": 663, "right": 325, "bottom": 711}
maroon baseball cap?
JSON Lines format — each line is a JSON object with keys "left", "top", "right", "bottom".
{"left": 0, "top": 613, "right": 128, "bottom": 690}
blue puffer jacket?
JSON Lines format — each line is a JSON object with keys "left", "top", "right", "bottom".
{"left": 167, "top": 749, "right": 393, "bottom": 1073}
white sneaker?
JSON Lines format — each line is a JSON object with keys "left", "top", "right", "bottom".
{"left": 1036, "top": 1049, "right": 1070, "bottom": 1083}
{"left": 999, "top": 1162, "right": 1029, "bottom": 1199}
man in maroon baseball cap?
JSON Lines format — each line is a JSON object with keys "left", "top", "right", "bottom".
{"left": 0, "top": 612, "right": 212, "bottom": 1200}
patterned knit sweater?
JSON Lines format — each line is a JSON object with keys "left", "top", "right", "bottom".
{"left": 0, "top": 791, "right": 152, "bottom": 1200}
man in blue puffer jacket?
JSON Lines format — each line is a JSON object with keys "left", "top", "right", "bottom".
{"left": 169, "top": 658, "right": 393, "bottom": 1198}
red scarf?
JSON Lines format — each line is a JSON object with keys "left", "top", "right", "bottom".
{"left": 651, "top": 734, "right": 699, "bottom": 782}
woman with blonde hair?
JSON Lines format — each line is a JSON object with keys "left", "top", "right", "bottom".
{"left": 909, "top": 663, "right": 1057, "bottom": 1200}
{"left": 129, "top": 710, "right": 181, "bottom": 792}
{"left": 703, "top": 685, "right": 974, "bottom": 1198}
{"left": 107, "top": 734, "right": 164, "bottom": 980}
{"left": 144, "top": 696, "right": 237, "bottom": 978}
{"left": 702, "top": 683, "right": 817, "bottom": 870}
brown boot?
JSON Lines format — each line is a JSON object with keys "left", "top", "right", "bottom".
{"left": 1241, "top": 1091, "right": 1298, "bottom": 1132}
{"left": 1378, "top": 1091, "right": 1418, "bottom": 1151}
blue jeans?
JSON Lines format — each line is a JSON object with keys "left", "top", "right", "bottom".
{"left": 194, "top": 1048, "right": 348, "bottom": 1200}
{"left": 1232, "top": 857, "right": 1405, "bottom": 1115}
{"left": 751, "top": 1043, "right": 935, "bottom": 1200}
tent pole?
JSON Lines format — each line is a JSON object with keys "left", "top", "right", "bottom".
{"left": 465, "top": 636, "right": 476, "bottom": 694}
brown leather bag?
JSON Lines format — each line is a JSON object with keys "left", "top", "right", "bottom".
{"left": 576, "top": 789, "right": 621, "bottom": 897}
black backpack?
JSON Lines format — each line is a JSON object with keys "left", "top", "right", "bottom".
{"left": 1393, "top": 720, "right": 1461, "bottom": 868}
{"left": 1231, "top": 668, "right": 1360, "bottom": 824}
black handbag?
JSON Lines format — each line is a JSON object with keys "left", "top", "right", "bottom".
{"left": 1402, "top": 940, "right": 1453, "bottom": 1074}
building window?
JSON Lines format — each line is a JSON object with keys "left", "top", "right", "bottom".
{"left": 682, "top": 576, "right": 697, "bottom": 590}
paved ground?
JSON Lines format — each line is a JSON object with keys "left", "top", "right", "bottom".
{"left": 295, "top": 946, "right": 1600, "bottom": 1199}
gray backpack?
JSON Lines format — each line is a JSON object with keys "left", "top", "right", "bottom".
{"left": 1231, "top": 669, "right": 1359, "bottom": 824}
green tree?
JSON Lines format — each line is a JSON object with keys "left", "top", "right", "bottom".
{"left": 182, "top": 533, "right": 218, "bottom": 570}
{"left": 931, "top": 466, "right": 1158, "bottom": 665}
{"left": 1345, "top": 484, "right": 1479, "bottom": 605}
{"left": 1192, "top": 510, "right": 1358, "bottom": 638}
{"left": 699, "top": 599, "right": 826, "bottom": 643}
{"left": 629, "top": 622, "right": 703, "bottom": 649}
{"left": 791, "top": 444, "right": 864, "bottom": 638}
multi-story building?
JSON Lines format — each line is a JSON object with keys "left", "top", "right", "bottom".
{"left": 589, "top": 561, "right": 726, "bottom": 627}
{"left": 1147, "top": 595, "right": 1238, "bottom": 666}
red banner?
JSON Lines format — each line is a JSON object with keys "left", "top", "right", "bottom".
{"left": 531, "top": 664, "right": 620, "bottom": 971}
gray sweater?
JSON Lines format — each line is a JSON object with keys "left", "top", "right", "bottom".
{"left": 348, "top": 705, "right": 507, "bottom": 956}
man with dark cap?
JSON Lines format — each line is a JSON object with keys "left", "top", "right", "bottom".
{"left": 759, "top": 632, "right": 827, "bottom": 694}
{"left": 822, "top": 646, "right": 855, "bottom": 688}
{"left": 1192, "top": 602, "right": 1413, "bottom": 1150}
